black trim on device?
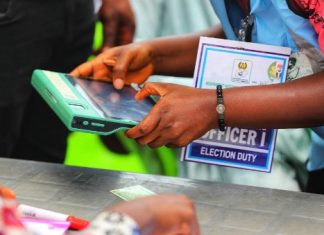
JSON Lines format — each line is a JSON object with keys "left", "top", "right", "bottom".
{"left": 72, "top": 117, "right": 134, "bottom": 133}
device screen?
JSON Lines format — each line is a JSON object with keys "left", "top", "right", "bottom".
{"left": 65, "top": 75, "right": 154, "bottom": 123}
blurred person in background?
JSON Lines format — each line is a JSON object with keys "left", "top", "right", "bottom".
{"left": 108, "top": 0, "right": 310, "bottom": 191}
{"left": 0, "top": 0, "right": 134, "bottom": 163}
{"left": 73, "top": 1, "right": 322, "bottom": 194}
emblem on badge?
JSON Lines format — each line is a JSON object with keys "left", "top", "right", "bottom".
{"left": 268, "top": 61, "right": 283, "bottom": 81}
{"left": 231, "top": 59, "right": 252, "bottom": 84}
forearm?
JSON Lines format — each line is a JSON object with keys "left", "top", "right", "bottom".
{"left": 148, "top": 25, "right": 225, "bottom": 77}
{"left": 224, "top": 72, "right": 324, "bottom": 129}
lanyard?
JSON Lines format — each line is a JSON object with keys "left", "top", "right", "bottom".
{"left": 238, "top": 15, "right": 254, "bottom": 42}
{"left": 235, "top": 0, "right": 254, "bottom": 42}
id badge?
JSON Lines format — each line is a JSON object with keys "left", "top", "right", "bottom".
{"left": 181, "top": 37, "right": 291, "bottom": 172}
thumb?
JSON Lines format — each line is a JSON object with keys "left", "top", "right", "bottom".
{"left": 135, "top": 82, "right": 170, "bottom": 100}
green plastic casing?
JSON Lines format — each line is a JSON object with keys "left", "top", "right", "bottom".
{"left": 31, "top": 69, "right": 144, "bottom": 135}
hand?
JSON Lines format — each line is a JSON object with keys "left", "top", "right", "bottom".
{"left": 126, "top": 82, "right": 218, "bottom": 148}
{"left": 108, "top": 194, "right": 200, "bottom": 235}
{"left": 71, "top": 42, "right": 154, "bottom": 89}
{"left": 99, "top": 0, "right": 135, "bottom": 50}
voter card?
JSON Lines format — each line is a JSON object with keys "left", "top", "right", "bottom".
{"left": 181, "top": 37, "right": 291, "bottom": 172}
{"left": 111, "top": 185, "right": 156, "bottom": 201}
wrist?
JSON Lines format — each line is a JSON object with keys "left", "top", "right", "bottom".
{"left": 203, "top": 89, "right": 219, "bottom": 130}
{"left": 216, "top": 85, "right": 226, "bottom": 131}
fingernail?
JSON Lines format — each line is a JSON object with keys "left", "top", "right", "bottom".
{"left": 104, "top": 59, "right": 116, "bottom": 66}
{"left": 114, "top": 78, "right": 124, "bottom": 90}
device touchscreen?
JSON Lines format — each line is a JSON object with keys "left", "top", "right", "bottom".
{"left": 65, "top": 75, "right": 154, "bottom": 123}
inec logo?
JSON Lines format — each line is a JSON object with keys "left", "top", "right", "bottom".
{"left": 231, "top": 59, "right": 252, "bottom": 84}
{"left": 268, "top": 61, "right": 283, "bottom": 81}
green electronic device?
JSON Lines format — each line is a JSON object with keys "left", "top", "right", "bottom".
{"left": 31, "top": 69, "right": 155, "bottom": 135}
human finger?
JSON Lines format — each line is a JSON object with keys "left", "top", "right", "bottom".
{"left": 124, "top": 63, "right": 154, "bottom": 85}
{"left": 92, "top": 60, "right": 112, "bottom": 81}
{"left": 146, "top": 136, "right": 170, "bottom": 148}
{"left": 103, "top": 57, "right": 126, "bottom": 89}
{"left": 110, "top": 51, "right": 135, "bottom": 89}
{"left": 126, "top": 109, "right": 161, "bottom": 139}
{"left": 143, "top": 125, "right": 183, "bottom": 148}
{"left": 134, "top": 121, "right": 164, "bottom": 146}
{"left": 135, "top": 82, "right": 169, "bottom": 100}
{"left": 70, "top": 60, "right": 95, "bottom": 77}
